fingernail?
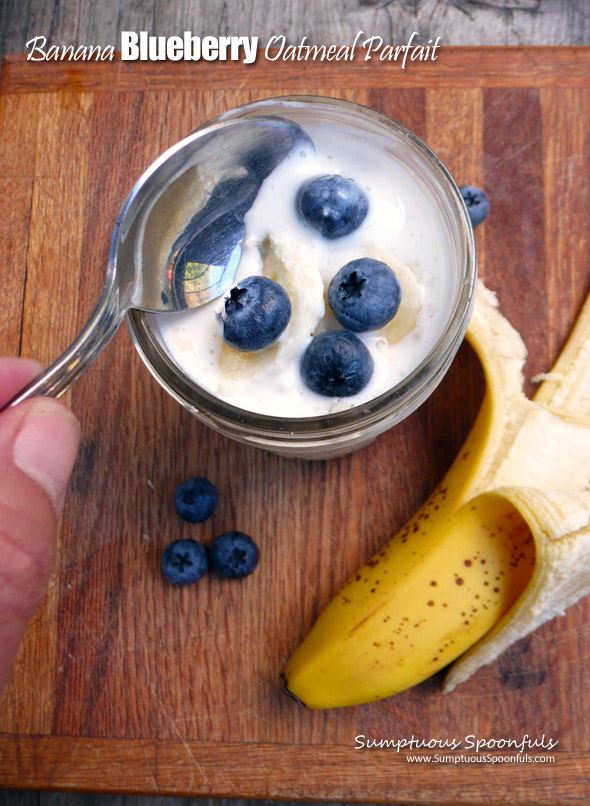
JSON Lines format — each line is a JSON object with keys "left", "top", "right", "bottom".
{"left": 13, "top": 399, "right": 81, "bottom": 515}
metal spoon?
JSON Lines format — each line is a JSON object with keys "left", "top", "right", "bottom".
{"left": 3, "top": 116, "right": 309, "bottom": 409}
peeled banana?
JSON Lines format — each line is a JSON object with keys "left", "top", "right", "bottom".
{"left": 283, "top": 281, "right": 590, "bottom": 708}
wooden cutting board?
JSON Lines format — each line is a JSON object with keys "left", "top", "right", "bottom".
{"left": 1, "top": 49, "right": 590, "bottom": 804}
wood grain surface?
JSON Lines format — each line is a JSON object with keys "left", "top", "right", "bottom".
{"left": 1, "top": 49, "right": 590, "bottom": 804}
{"left": 2, "top": 0, "right": 590, "bottom": 58}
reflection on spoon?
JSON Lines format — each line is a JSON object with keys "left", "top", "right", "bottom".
{"left": 3, "top": 116, "right": 312, "bottom": 409}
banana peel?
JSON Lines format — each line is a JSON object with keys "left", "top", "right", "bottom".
{"left": 446, "top": 282, "right": 590, "bottom": 690}
{"left": 445, "top": 486, "right": 590, "bottom": 691}
{"left": 283, "top": 281, "right": 590, "bottom": 707}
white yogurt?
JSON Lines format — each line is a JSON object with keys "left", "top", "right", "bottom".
{"left": 155, "top": 119, "right": 452, "bottom": 418}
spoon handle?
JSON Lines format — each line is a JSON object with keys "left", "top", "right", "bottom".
{"left": 1, "top": 288, "right": 125, "bottom": 410}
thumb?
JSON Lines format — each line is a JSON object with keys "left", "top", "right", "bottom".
{"left": 0, "top": 393, "right": 80, "bottom": 692}
{"left": 10, "top": 397, "right": 81, "bottom": 516}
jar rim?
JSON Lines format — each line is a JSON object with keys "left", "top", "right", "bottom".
{"left": 125, "top": 95, "right": 476, "bottom": 445}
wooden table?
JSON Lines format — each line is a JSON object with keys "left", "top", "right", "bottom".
{"left": 3, "top": 0, "right": 590, "bottom": 56}
{"left": 1, "top": 49, "right": 590, "bottom": 804}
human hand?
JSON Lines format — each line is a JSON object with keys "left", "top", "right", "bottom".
{"left": 0, "top": 358, "right": 80, "bottom": 693}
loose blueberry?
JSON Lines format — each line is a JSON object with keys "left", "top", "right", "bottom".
{"left": 297, "top": 175, "right": 369, "bottom": 239}
{"left": 328, "top": 258, "right": 402, "bottom": 333}
{"left": 209, "top": 531, "right": 260, "bottom": 579}
{"left": 217, "top": 275, "right": 291, "bottom": 352}
{"left": 459, "top": 185, "right": 489, "bottom": 228}
{"left": 174, "top": 477, "right": 218, "bottom": 523}
{"left": 161, "top": 539, "right": 208, "bottom": 585}
{"left": 300, "top": 330, "right": 374, "bottom": 397}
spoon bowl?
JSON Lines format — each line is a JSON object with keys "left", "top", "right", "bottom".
{"left": 4, "top": 116, "right": 308, "bottom": 408}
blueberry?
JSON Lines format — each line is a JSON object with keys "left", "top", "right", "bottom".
{"left": 217, "top": 275, "right": 291, "bottom": 352}
{"left": 209, "top": 531, "right": 259, "bottom": 579}
{"left": 328, "top": 258, "right": 402, "bottom": 333}
{"left": 459, "top": 185, "right": 489, "bottom": 228}
{"left": 300, "top": 330, "right": 374, "bottom": 397}
{"left": 161, "top": 539, "right": 208, "bottom": 585}
{"left": 174, "top": 477, "right": 218, "bottom": 523}
{"left": 297, "top": 175, "right": 369, "bottom": 239}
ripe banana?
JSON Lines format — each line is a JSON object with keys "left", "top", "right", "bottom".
{"left": 283, "top": 281, "right": 590, "bottom": 708}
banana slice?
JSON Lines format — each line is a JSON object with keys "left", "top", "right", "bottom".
{"left": 260, "top": 236, "right": 325, "bottom": 353}
{"left": 320, "top": 247, "right": 422, "bottom": 344}
{"left": 216, "top": 241, "right": 420, "bottom": 395}
{"left": 217, "top": 236, "right": 325, "bottom": 382}
{"left": 368, "top": 249, "right": 423, "bottom": 345}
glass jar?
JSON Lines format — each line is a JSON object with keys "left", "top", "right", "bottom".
{"left": 126, "top": 96, "right": 476, "bottom": 459}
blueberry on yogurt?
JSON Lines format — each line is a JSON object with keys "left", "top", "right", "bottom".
{"left": 328, "top": 258, "right": 402, "bottom": 333}
{"left": 217, "top": 275, "right": 291, "bottom": 352}
{"left": 301, "top": 330, "right": 374, "bottom": 397}
{"left": 297, "top": 175, "right": 369, "bottom": 239}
